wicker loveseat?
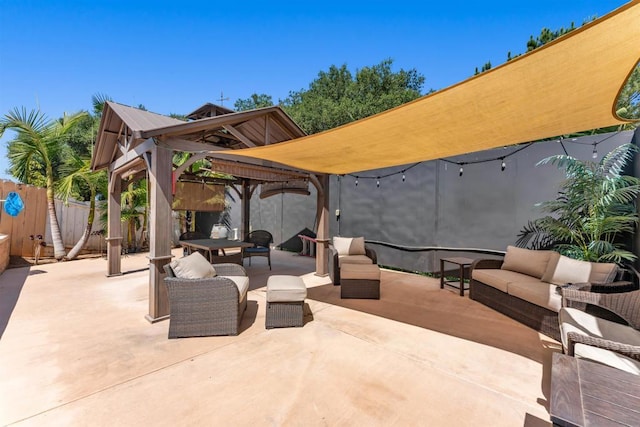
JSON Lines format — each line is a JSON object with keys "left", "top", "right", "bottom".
{"left": 328, "top": 236, "right": 377, "bottom": 285}
{"left": 470, "top": 246, "right": 623, "bottom": 341}
{"left": 163, "top": 252, "right": 249, "bottom": 338}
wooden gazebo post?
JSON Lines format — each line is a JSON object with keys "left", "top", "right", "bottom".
{"left": 145, "top": 145, "right": 173, "bottom": 322}
{"left": 106, "top": 171, "right": 122, "bottom": 277}
{"left": 314, "top": 174, "right": 330, "bottom": 276}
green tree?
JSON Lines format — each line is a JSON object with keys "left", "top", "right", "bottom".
{"left": 517, "top": 144, "right": 640, "bottom": 264}
{"left": 281, "top": 59, "right": 426, "bottom": 134}
{"left": 0, "top": 108, "right": 87, "bottom": 260}
{"left": 57, "top": 150, "right": 107, "bottom": 260}
{"left": 234, "top": 94, "right": 274, "bottom": 111}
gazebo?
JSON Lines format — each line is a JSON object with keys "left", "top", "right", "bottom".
{"left": 91, "top": 102, "right": 330, "bottom": 322}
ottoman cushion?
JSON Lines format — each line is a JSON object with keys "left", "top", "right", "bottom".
{"left": 267, "top": 275, "right": 307, "bottom": 302}
{"left": 341, "top": 264, "right": 380, "bottom": 280}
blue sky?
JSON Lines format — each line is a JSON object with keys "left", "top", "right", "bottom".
{"left": 0, "top": 0, "right": 630, "bottom": 181}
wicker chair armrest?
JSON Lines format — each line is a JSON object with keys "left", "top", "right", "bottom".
{"left": 212, "top": 263, "right": 248, "bottom": 277}
{"left": 562, "top": 289, "right": 640, "bottom": 330}
{"left": 164, "top": 276, "right": 240, "bottom": 299}
{"left": 365, "top": 245, "right": 377, "bottom": 264}
{"left": 589, "top": 281, "right": 636, "bottom": 293}
{"left": 566, "top": 331, "right": 640, "bottom": 361}
{"left": 470, "top": 258, "right": 503, "bottom": 271}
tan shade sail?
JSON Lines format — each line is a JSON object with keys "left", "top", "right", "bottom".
{"left": 228, "top": 1, "right": 640, "bottom": 174}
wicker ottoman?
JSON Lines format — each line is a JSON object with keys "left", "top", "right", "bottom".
{"left": 266, "top": 275, "right": 307, "bottom": 329}
{"left": 340, "top": 263, "right": 380, "bottom": 299}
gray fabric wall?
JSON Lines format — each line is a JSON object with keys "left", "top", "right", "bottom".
{"left": 198, "top": 129, "right": 638, "bottom": 272}
{"left": 197, "top": 187, "right": 318, "bottom": 248}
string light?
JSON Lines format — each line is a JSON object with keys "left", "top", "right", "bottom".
{"left": 348, "top": 132, "right": 618, "bottom": 187}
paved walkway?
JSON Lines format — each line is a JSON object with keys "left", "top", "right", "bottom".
{"left": 0, "top": 249, "right": 558, "bottom": 426}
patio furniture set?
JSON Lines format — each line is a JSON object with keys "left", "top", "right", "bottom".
{"left": 470, "top": 245, "right": 640, "bottom": 425}
{"left": 163, "top": 235, "right": 380, "bottom": 338}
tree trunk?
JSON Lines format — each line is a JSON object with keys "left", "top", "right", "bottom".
{"left": 47, "top": 182, "right": 66, "bottom": 260}
{"left": 65, "top": 188, "right": 95, "bottom": 260}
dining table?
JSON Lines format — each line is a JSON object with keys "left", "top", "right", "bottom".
{"left": 179, "top": 238, "right": 255, "bottom": 263}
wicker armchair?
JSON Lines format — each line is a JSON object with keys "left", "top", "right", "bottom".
{"left": 163, "top": 263, "right": 249, "bottom": 338}
{"left": 559, "top": 287, "right": 640, "bottom": 374}
{"left": 242, "top": 230, "right": 273, "bottom": 269}
{"left": 328, "top": 237, "right": 377, "bottom": 285}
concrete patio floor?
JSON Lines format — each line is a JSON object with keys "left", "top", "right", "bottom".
{"left": 0, "top": 249, "right": 560, "bottom": 426}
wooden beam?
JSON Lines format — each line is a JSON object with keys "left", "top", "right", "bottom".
{"left": 157, "top": 137, "right": 230, "bottom": 153}
{"left": 146, "top": 145, "right": 173, "bottom": 323}
{"left": 172, "top": 152, "right": 209, "bottom": 183}
{"left": 222, "top": 124, "right": 257, "bottom": 148}
{"left": 109, "top": 138, "right": 156, "bottom": 173}
{"left": 241, "top": 179, "right": 251, "bottom": 241}
{"left": 106, "top": 172, "right": 122, "bottom": 277}
{"left": 314, "top": 174, "right": 330, "bottom": 277}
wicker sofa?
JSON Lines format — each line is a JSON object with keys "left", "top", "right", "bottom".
{"left": 470, "top": 246, "right": 623, "bottom": 341}
{"left": 328, "top": 236, "right": 377, "bottom": 285}
{"left": 163, "top": 252, "right": 249, "bottom": 338}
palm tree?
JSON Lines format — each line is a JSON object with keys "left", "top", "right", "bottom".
{"left": 517, "top": 143, "right": 640, "bottom": 264}
{"left": 0, "top": 107, "right": 87, "bottom": 260}
{"left": 57, "top": 149, "right": 107, "bottom": 260}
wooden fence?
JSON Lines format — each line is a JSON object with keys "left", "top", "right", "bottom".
{"left": 0, "top": 180, "right": 103, "bottom": 258}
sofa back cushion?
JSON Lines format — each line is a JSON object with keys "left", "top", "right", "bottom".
{"left": 541, "top": 254, "right": 591, "bottom": 285}
{"left": 333, "top": 236, "right": 366, "bottom": 256}
{"left": 169, "top": 252, "right": 217, "bottom": 279}
{"left": 541, "top": 254, "right": 618, "bottom": 285}
{"left": 501, "top": 246, "right": 554, "bottom": 279}
{"left": 589, "top": 262, "right": 618, "bottom": 285}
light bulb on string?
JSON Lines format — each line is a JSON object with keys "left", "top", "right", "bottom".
{"left": 501, "top": 159, "right": 506, "bottom": 171}
{"left": 402, "top": 173, "right": 406, "bottom": 182}
{"left": 592, "top": 144, "right": 598, "bottom": 159}
{"left": 459, "top": 165, "right": 464, "bottom": 177}
{"left": 376, "top": 177, "right": 380, "bottom": 188}
{"left": 355, "top": 178, "right": 358, "bottom": 187}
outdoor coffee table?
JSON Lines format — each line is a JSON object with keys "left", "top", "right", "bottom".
{"left": 440, "top": 257, "right": 474, "bottom": 296}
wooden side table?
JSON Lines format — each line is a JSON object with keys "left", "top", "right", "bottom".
{"left": 440, "top": 257, "right": 474, "bottom": 296}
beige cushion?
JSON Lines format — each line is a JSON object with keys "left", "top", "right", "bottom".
{"left": 267, "top": 275, "right": 307, "bottom": 302}
{"left": 540, "top": 251, "right": 561, "bottom": 282}
{"left": 501, "top": 246, "right": 553, "bottom": 279}
{"left": 471, "top": 269, "right": 534, "bottom": 293}
{"left": 559, "top": 307, "right": 640, "bottom": 375}
{"left": 338, "top": 254, "right": 373, "bottom": 267}
{"left": 507, "top": 281, "right": 562, "bottom": 312}
{"left": 589, "top": 262, "right": 618, "bottom": 285}
{"left": 542, "top": 255, "right": 591, "bottom": 285}
{"left": 225, "top": 276, "right": 250, "bottom": 303}
{"left": 333, "top": 236, "right": 366, "bottom": 256}
{"left": 341, "top": 263, "right": 380, "bottom": 281}
{"left": 169, "top": 252, "right": 216, "bottom": 279}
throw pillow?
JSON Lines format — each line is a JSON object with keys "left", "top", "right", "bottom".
{"left": 170, "top": 252, "right": 217, "bottom": 279}
{"left": 543, "top": 255, "right": 591, "bottom": 285}
{"left": 500, "top": 246, "right": 554, "bottom": 279}
{"left": 589, "top": 262, "right": 618, "bottom": 285}
{"left": 333, "top": 236, "right": 366, "bottom": 256}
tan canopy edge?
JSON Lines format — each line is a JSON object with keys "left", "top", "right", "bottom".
{"left": 228, "top": 1, "right": 640, "bottom": 174}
